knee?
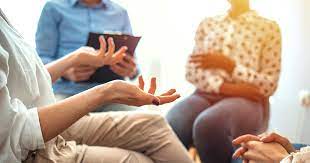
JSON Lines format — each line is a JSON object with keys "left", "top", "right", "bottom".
{"left": 193, "top": 112, "right": 224, "bottom": 141}
{"left": 126, "top": 151, "right": 154, "bottom": 163}
{"left": 134, "top": 113, "right": 168, "bottom": 129}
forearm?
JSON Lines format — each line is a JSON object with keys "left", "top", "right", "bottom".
{"left": 37, "top": 85, "right": 112, "bottom": 142}
{"left": 45, "top": 54, "right": 75, "bottom": 83}
{"left": 219, "top": 82, "right": 264, "bottom": 101}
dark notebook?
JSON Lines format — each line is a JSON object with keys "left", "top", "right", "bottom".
{"left": 85, "top": 32, "right": 141, "bottom": 83}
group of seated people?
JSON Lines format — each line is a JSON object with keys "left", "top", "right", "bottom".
{"left": 0, "top": 0, "right": 309, "bottom": 162}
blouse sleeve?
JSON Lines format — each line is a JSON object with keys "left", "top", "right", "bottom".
{"left": 232, "top": 22, "right": 282, "bottom": 97}
{"left": 0, "top": 45, "right": 45, "bottom": 161}
{"left": 281, "top": 146, "right": 310, "bottom": 163}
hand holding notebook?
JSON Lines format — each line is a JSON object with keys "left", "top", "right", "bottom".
{"left": 85, "top": 32, "right": 141, "bottom": 83}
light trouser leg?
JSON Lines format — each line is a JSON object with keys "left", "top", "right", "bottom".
{"left": 31, "top": 136, "right": 154, "bottom": 163}
{"left": 48, "top": 112, "right": 193, "bottom": 163}
{"left": 77, "top": 145, "right": 154, "bottom": 163}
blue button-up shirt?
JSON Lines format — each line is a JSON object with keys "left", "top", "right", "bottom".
{"left": 36, "top": 0, "right": 132, "bottom": 95}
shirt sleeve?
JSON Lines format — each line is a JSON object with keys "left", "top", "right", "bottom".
{"left": 35, "top": 2, "right": 60, "bottom": 64}
{"left": 232, "top": 22, "right": 282, "bottom": 97}
{"left": 122, "top": 10, "right": 133, "bottom": 35}
{"left": 281, "top": 146, "right": 310, "bottom": 163}
{"left": 185, "top": 19, "right": 229, "bottom": 93}
{"left": 0, "top": 45, "right": 45, "bottom": 161}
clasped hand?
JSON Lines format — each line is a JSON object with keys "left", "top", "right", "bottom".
{"left": 232, "top": 133, "right": 294, "bottom": 163}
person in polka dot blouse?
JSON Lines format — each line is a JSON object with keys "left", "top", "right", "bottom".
{"left": 166, "top": 0, "right": 282, "bottom": 162}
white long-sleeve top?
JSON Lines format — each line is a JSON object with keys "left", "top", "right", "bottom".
{"left": 186, "top": 11, "right": 282, "bottom": 96}
{"left": 0, "top": 10, "right": 55, "bottom": 162}
{"left": 281, "top": 147, "right": 310, "bottom": 163}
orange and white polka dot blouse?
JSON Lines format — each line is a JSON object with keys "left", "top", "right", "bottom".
{"left": 186, "top": 11, "right": 282, "bottom": 97}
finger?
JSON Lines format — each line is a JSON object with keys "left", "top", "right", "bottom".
{"left": 160, "top": 89, "right": 177, "bottom": 96}
{"left": 232, "top": 134, "right": 260, "bottom": 145}
{"left": 98, "top": 35, "right": 107, "bottom": 56}
{"left": 140, "top": 92, "right": 160, "bottom": 106}
{"left": 260, "top": 133, "right": 294, "bottom": 152}
{"left": 258, "top": 133, "right": 268, "bottom": 138}
{"left": 118, "top": 59, "right": 135, "bottom": 70}
{"left": 241, "top": 141, "right": 257, "bottom": 150}
{"left": 242, "top": 160, "right": 249, "bottom": 163}
{"left": 110, "top": 64, "right": 128, "bottom": 77}
{"left": 260, "top": 132, "right": 283, "bottom": 143}
{"left": 242, "top": 150, "right": 260, "bottom": 161}
{"left": 190, "top": 54, "right": 206, "bottom": 58}
{"left": 124, "top": 53, "right": 136, "bottom": 65}
{"left": 106, "top": 37, "right": 116, "bottom": 56}
{"left": 232, "top": 147, "right": 247, "bottom": 159}
{"left": 148, "top": 77, "right": 157, "bottom": 95}
{"left": 138, "top": 75, "right": 145, "bottom": 90}
{"left": 189, "top": 58, "right": 204, "bottom": 63}
{"left": 112, "top": 61, "right": 137, "bottom": 78}
{"left": 111, "top": 46, "right": 127, "bottom": 65}
{"left": 157, "top": 94, "right": 181, "bottom": 105}
{"left": 196, "top": 64, "right": 207, "bottom": 69}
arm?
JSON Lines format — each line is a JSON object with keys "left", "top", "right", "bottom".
{"left": 1, "top": 42, "right": 178, "bottom": 144}
{"left": 39, "top": 76, "right": 180, "bottom": 141}
{"left": 231, "top": 22, "right": 282, "bottom": 97}
{"left": 46, "top": 36, "right": 127, "bottom": 83}
{"left": 219, "top": 82, "right": 263, "bottom": 102}
{"left": 0, "top": 46, "right": 45, "bottom": 158}
{"left": 35, "top": 2, "right": 59, "bottom": 64}
{"left": 186, "top": 19, "right": 230, "bottom": 93}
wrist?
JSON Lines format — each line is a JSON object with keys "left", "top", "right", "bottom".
{"left": 66, "top": 51, "right": 80, "bottom": 68}
{"left": 89, "top": 82, "right": 116, "bottom": 108}
{"left": 219, "top": 82, "right": 234, "bottom": 95}
{"left": 277, "top": 152, "right": 290, "bottom": 162}
{"left": 227, "top": 61, "right": 236, "bottom": 75}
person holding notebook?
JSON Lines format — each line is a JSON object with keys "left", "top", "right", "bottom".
{"left": 0, "top": 9, "right": 193, "bottom": 163}
{"left": 35, "top": 0, "right": 138, "bottom": 111}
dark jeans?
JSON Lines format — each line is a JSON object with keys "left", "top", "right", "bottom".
{"left": 166, "top": 90, "right": 269, "bottom": 163}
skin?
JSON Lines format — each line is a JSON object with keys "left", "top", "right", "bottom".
{"left": 228, "top": 0, "right": 250, "bottom": 18}
{"left": 111, "top": 55, "right": 138, "bottom": 78}
{"left": 232, "top": 133, "right": 294, "bottom": 163}
{"left": 82, "top": 0, "right": 102, "bottom": 6}
{"left": 40, "top": 37, "right": 180, "bottom": 142}
{"left": 190, "top": 0, "right": 264, "bottom": 102}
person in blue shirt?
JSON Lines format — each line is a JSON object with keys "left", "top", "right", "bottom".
{"left": 36, "top": 0, "right": 139, "bottom": 111}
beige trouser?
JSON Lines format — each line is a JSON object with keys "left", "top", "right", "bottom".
{"left": 27, "top": 112, "right": 193, "bottom": 163}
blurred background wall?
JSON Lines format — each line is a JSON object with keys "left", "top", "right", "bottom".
{"left": 1, "top": 0, "right": 309, "bottom": 143}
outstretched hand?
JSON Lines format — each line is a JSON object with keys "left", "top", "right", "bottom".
{"left": 137, "top": 76, "right": 181, "bottom": 105}
{"left": 106, "top": 76, "right": 181, "bottom": 107}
